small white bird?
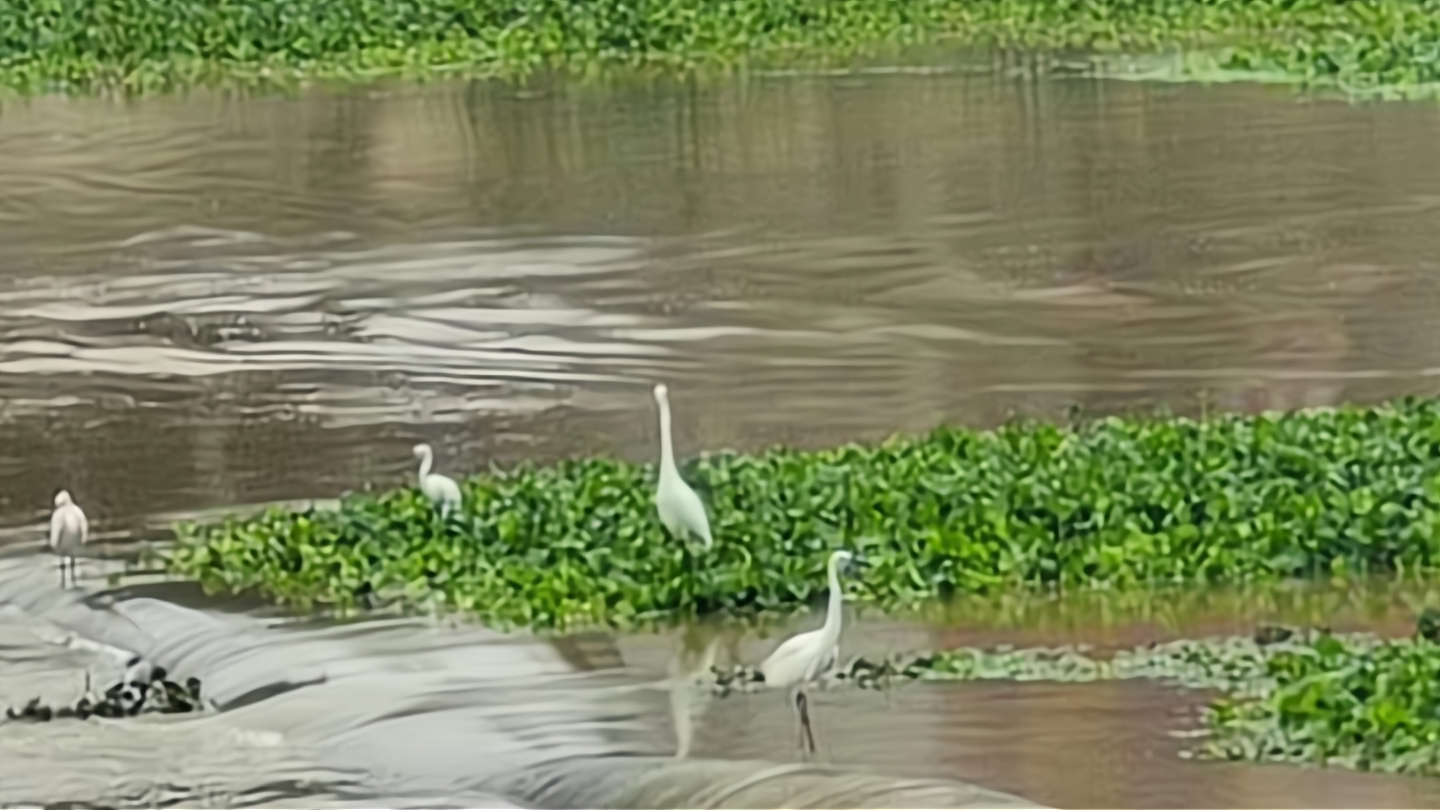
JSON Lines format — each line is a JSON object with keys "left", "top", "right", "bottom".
{"left": 412, "top": 443, "right": 462, "bottom": 519}
{"left": 48, "top": 489, "right": 88, "bottom": 590}
{"left": 757, "top": 549, "right": 857, "bottom": 755}
{"left": 652, "top": 383, "right": 713, "bottom": 548}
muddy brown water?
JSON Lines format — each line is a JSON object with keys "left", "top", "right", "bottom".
{"left": 3, "top": 54, "right": 1440, "bottom": 807}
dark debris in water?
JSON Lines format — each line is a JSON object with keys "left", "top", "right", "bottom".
{"left": 1415, "top": 606, "right": 1440, "bottom": 643}
{"left": 1252, "top": 624, "right": 1296, "bottom": 646}
{"left": 4, "top": 659, "right": 204, "bottom": 723}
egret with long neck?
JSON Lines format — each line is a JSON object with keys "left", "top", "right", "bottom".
{"left": 757, "top": 549, "right": 856, "bottom": 755}
{"left": 413, "top": 443, "right": 462, "bottom": 519}
{"left": 652, "top": 383, "right": 713, "bottom": 548}
{"left": 48, "top": 489, "right": 88, "bottom": 590}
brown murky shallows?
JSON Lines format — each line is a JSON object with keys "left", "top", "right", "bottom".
{"left": 2, "top": 55, "right": 1440, "bottom": 808}
{"left": 600, "top": 579, "right": 1440, "bottom": 810}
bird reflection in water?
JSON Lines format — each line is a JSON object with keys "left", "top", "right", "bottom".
{"left": 668, "top": 632, "right": 721, "bottom": 759}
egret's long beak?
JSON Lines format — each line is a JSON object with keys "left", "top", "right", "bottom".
{"left": 847, "top": 554, "right": 872, "bottom": 572}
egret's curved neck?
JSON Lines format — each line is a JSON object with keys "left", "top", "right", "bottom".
{"left": 657, "top": 397, "right": 678, "bottom": 475}
{"left": 822, "top": 557, "right": 845, "bottom": 639}
{"left": 417, "top": 449, "right": 433, "bottom": 480}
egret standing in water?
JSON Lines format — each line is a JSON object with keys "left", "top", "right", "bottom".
{"left": 49, "top": 489, "right": 88, "bottom": 590}
{"left": 758, "top": 549, "right": 857, "bottom": 755}
{"left": 652, "top": 383, "right": 713, "bottom": 548}
{"left": 412, "top": 443, "right": 462, "bottom": 519}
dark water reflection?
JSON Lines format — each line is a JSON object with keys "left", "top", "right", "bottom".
{"left": 3, "top": 55, "right": 1440, "bottom": 808}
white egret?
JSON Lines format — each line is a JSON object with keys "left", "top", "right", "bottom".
{"left": 757, "top": 549, "right": 857, "bottom": 754}
{"left": 651, "top": 383, "right": 713, "bottom": 548}
{"left": 412, "top": 443, "right": 462, "bottom": 519}
{"left": 48, "top": 489, "right": 88, "bottom": 590}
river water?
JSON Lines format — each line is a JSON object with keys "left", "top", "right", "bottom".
{"left": 3, "top": 54, "right": 1440, "bottom": 807}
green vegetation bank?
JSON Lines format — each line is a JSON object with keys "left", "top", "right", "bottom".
{"left": 166, "top": 397, "right": 1440, "bottom": 629}
{"left": 3, "top": 0, "right": 1440, "bottom": 91}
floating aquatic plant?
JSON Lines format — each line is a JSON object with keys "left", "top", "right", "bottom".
{"left": 2, "top": 0, "right": 1440, "bottom": 92}
{"left": 166, "top": 397, "right": 1440, "bottom": 630}
{"left": 1201, "top": 629, "right": 1440, "bottom": 776}
{"left": 714, "top": 631, "right": 1313, "bottom": 695}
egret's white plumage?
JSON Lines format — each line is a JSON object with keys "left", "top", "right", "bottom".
{"left": 758, "top": 549, "right": 855, "bottom": 754}
{"left": 413, "top": 443, "right": 462, "bottom": 519}
{"left": 652, "top": 383, "right": 713, "bottom": 548}
{"left": 48, "top": 489, "right": 88, "bottom": 590}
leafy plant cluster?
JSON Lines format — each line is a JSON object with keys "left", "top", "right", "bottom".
{"left": 165, "top": 397, "right": 1440, "bottom": 630}
{"left": 1202, "top": 630, "right": 1440, "bottom": 775}
{"left": 1211, "top": 0, "right": 1440, "bottom": 90}
{"left": 2, "top": 0, "right": 1440, "bottom": 92}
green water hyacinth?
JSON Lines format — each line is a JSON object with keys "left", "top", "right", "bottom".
{"left": 165, "top": 397, "right": 1440, "bottom": 630}
{"left": 1201, "top": 632, "right": 1440, "bottom": 775}
{"left": 5, "top": 0, "right": 1440, "bottom": 92}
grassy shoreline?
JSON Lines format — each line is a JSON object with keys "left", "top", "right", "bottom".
{"left": 165, "top": 397, "right": 1440, "bottom": 630}
{"left": 3, "top": 0, "right": 1440, "bottom": 93}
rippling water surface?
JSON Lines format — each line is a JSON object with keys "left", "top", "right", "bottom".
{"left": 4, "top": 53, "right": 1440, "bottom": 808}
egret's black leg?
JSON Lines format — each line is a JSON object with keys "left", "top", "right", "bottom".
{"left": 796, "top": 690, "right": 817, "bottom": 754}
{"left": 57, "top": 556, "right": 66, "bottom": 589}
{"left": 68, "top": 555, "right": 78, "bottom": 587}
{"left": 790, "top": 690, "right": 805, "bottom": 749}
{"left": 786, "top": 687, "right": 807, "bottom": 750}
